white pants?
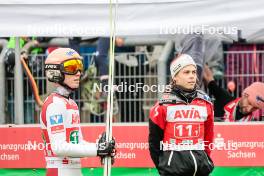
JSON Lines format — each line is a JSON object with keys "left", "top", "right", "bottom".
{"left": 46, "top": 168, "right": 82, "bottom": 176}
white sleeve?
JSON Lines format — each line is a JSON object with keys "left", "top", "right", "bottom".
{"left": 46, "top": 100, "right": 97, "bottom": 157}
{"left": 79, "top": 127, "right": 98, "bottom": 150}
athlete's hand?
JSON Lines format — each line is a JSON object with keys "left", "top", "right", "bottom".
{"left": 97, "top": 132, "right": 116, "bottom": 164}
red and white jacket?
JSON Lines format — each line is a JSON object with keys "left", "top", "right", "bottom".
{"left": 223, "top": 98, "right": 255, "bottom": 122}
{"left": 40, "top": 87, "right": 97, "bottom": 169}
{"left": 149, "top": 90, "right": 214, "bottom": 156}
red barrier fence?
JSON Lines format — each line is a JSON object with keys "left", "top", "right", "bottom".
{"left": 0, "top": 123, "right": 264, "bottom": 168}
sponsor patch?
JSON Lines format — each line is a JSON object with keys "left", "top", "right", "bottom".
{"left": 50, "top": 115, "right": 63, "bottom": 125}
{"left": 66, "top": 50, "right": 76, "bottom": 56}
{"left": 167, "top": 105, "right": 208, "bottom": 122}
{"left": 72, "top": 113, "right": 80, "bottom": 124}
{"left": 51, "top": 125, "right": 64, "bottom": 134}
{"left": 203, "top": 95, "right": 211, "bottom": 102}
{"left": 70, "top": 130, "right": 79, "bottom": 144}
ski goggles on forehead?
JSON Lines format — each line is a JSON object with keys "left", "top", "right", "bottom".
{"left": 61, "top": 59, "right": 84, "bottom": 75}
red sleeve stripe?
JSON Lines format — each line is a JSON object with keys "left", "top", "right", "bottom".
{"left": 41, "top": 95, "right": 54, "bottom": 127}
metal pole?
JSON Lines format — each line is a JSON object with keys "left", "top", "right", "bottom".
{"left": 0, "top": 39, "right": 8, "bottom": 124}
{"left": 157, "top": 40, "right": 174, "bottom": 98}
{"left": 14, "top": 37, "right": 24, "bottom": 124}
{"left": 38, "top": 37, "right": 170, "bottom": 48}
{"left": 123, "top": 36, "right": 170, "bottom": 46}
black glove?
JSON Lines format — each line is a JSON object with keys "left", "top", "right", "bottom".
{"left": 97, "top": 132, "right": 116, "bottom": 164}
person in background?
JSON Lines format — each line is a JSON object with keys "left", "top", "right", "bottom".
{"left": 4, "top": 37, "right": 42, "bottom": 123}
{"left": 203, "top": 65, "right": 264, "bottom": 121}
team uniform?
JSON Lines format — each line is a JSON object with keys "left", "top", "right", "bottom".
{"left": 223, "top": 98, "right": 255, "bottom": 122}
{"left": 40, "top": 86, "right": 97, "bottom": 176}
{"left": 207, "top": 80, "right": 264, "bottom": 121}
{"left": 149, "top": 90, "right": 214, "bottom": 176}
{"left": 41, "top": 48, "right": 116, "bottom": 176}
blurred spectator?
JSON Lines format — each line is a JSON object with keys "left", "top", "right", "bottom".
{"left": 204, "top": 35, "right": 224, "bottom": 79}
{"left": 176, "top": 33, "right": 205, "bottom": 81}
{"left": 69, "top": 37, "right": 82, "bottom": 53}
{"left": 68, "top": 37, "right": 98, "bottom": 70}
{"left": 94, "top": 37, "right": 124, "bottom": 85}
{"left": 175, "top": 34, "right": 224, "bottom": 81}
{"left": 94, "top": 37, "right": 111, "bottom": 86}
{"left": 4, "top": 37, "right": 43, "bottom": 123}
{"left": 80, "top": 37, "right": 123, "bottom": 122}
{"left": 4, "top": 37, "right": 42, "bottom": 76}
{"left": 203, "top": 65, "right": 264, "bottom": 121}
{"left": 114, "top": 50, "right": 146, "bottom": 122}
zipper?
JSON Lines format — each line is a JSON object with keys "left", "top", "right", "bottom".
{"left": 203, "top": 151, "right": 213, "bottom": 168}
{"left": 190, "top": 151, "right": 197, "bottom": 176}
{"left": 167, "top": 151, "right": 174, "bottom": 166}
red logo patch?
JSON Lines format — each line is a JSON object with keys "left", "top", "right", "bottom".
{"left": 51, "top": 125, "right": 64, "bottom": 134}
{"left": 62, "top": 157, "right": 69, "bottom": 164}
{"left": 72, "top": 113, "right": 80, "bottom": 124}
{"left": 174, "top": 108, "right": 201, "bottom": 119}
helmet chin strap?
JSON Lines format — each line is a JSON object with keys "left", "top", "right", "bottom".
{"left": 58, "top": 74, "right": 77, "bottom": 93}
{"left": 60, "top": 82, "right": 76, "bottom": 92}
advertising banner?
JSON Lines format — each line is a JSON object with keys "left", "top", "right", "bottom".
{"left": 0, "top": 123, "right": 263, "bottom": 168}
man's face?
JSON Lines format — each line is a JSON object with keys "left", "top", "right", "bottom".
{"left": 239, "top": 95, "right": 258, "bottom": 114}
{"left": 173, "top": 65, "right": 197, "bottom": 91}
{"left": 63, "top": 71, "right": 81, "bottom": 89}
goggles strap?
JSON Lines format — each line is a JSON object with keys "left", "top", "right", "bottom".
{"left": 45, "top": 64, "right": 60, "bottom": 71}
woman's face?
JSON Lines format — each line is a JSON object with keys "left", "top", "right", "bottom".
{"left": 173, "top": 65, "right": 197, "bottom": 91}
